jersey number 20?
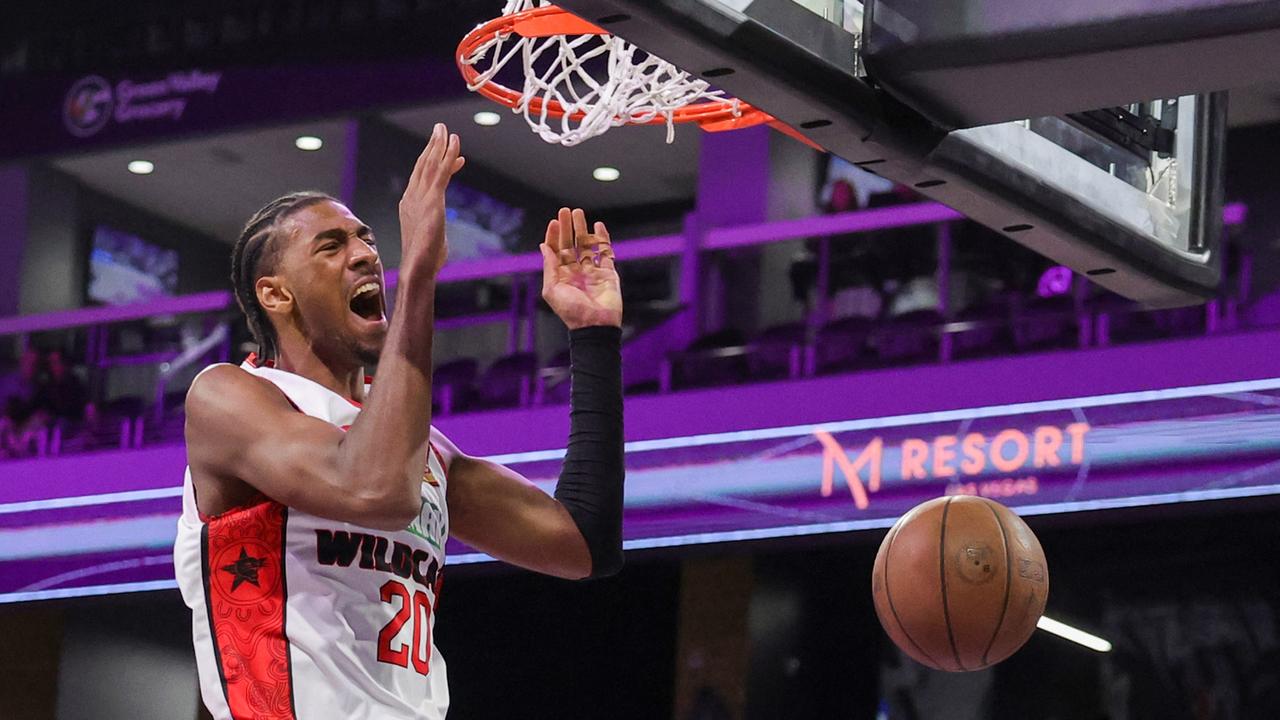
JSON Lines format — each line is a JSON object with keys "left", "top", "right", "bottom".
{"left": 377, "top": 579, "right": 432, "bottom": 675}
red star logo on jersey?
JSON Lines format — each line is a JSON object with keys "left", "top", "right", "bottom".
{"left": 221, "top": 547, "right": 266, "bottom": 593}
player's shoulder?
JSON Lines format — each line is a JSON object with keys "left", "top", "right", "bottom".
{"left": 186, "top": 363, "right": 289, "bottom": 418}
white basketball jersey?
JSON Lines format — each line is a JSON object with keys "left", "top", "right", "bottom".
{"left": 175, "top": 362, "right": 450, "bottom": 720}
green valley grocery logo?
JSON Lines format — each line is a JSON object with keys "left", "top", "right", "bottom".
{"left": 62, "top": 70, "right": 222, "bottom": 138}
{"left": 63, "top": 75, "right": 114, "bottom": 137}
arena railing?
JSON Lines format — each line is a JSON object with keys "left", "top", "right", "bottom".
{"left": 0, "top": 201, "right": 1250, "bottom": 459}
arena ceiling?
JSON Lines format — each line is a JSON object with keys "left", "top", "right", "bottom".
{"left": 25, "top": 0, "right": 1280, "bottom": 244}
{"left": 51, "top": 96, "right": 703, "bottom": 244}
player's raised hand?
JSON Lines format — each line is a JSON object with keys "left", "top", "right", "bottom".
{"left": 540, "top": 208, "right": 622, "bottom": 329}
{"left": 399, "top": 122, "right": 465, "bottom": 281}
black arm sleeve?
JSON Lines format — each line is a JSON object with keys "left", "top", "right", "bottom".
{"left": 553, "top": 325, "right": 625, "bottom": 578}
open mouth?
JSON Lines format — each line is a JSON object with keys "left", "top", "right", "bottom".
{"left": 349, "top": 281, "right": 385, "bottom": 323}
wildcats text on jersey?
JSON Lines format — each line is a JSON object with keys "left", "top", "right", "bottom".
{"left": 315, "top": 529, "right": 443, "bottom": 592}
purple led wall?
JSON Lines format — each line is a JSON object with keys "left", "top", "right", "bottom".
{"left": 2, "top": 327, "right": 1278, "bottom": 602}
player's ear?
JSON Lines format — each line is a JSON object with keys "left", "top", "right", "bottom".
{"left": 256, "top": 274, "right": 294, "bottom": 317}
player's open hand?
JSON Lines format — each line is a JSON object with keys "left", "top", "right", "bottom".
{"left": 399, "top": 122, "right": 465, "bottom": 281}
{"left": 540, "top": 208, "right": 622, "bottom": 329}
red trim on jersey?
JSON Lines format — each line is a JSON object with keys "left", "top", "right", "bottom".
{"left": 244, "top": 352, "right": 276, "bottom": 369}
{"left": 197, "top": 492, "right": 271, "bottom": 524}
{"left": 428, "top": 442, "right": 450, "bottom": 481}
{"left": 429, "top": 442, "right": 447, "bottom": 471}
{"left": 202, "top": 500, "right": 297, "bottom": 720}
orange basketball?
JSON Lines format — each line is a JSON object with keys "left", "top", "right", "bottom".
{"left": 871, "top": 496, "right": 1048, "bottom": 672}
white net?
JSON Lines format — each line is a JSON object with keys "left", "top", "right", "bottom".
{"left": 460, "top": 0, "right": 745, "bottom": 146}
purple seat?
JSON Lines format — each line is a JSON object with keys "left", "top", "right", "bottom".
{"left": 946, "top": 302, "right": 1014, "bottom": 360}
{"left": 60, "top": 396, "right": 142, "bottom": 453}
{"left": 142, "top": 413, "right": 186, "bottom": 446}
{"left": 870, "top": 309, "right": 942, "bottom": 366}
{"left": 432, "top": 358, "right": 479, "bottom": 415}
{"left": 1013, "top": 296, "right": 1080, "bottom": 352}
{"left": 664, "top": 329, "right": 749, "bottom": 391}
{"left": 747, "top": 323, "right": 807, "bottom": 380}
{"left": 538, "top": 349, "right": 572, "bottom": 405}
{"left": 475, "top": 353, "right": 539, "bottom": 409}
{"left": 814, "top": 316, "right": 875, "bottom": 373}
{"left": 1156, "top": 305, "right": 1207, "bottom": 337}
{"left": 1099, "top": 306, "right": 1162, "bottom": 345}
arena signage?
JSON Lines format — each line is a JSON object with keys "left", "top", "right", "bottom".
{"left": 0, "top": 57, "right": 460, "bottom": 160}
{"left": 816, "top": 423, "right": 1091, "bottom": 509}
{"left": 3, "top": 377, "right": 1280, "bottom": 602}
{"left": 63, "top": 70, "right": 223, "bottom": 138}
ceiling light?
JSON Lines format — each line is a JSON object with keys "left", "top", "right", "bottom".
{"left": 593, "top": 166, "right": 621, "bottom": 182}
{"left": 1036, "top": 615, "right": 1113, "bottom": 653}
{"left": 127, "top": 160, "right": 154, "bottom": 175}
{"left": 473, "top": 111, "right": 502, "bottom": 127}
{"left": 295, "top": 136, "right": 323, "bottom": 151}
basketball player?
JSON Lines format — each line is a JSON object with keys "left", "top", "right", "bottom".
{"left": 174, "top": 123, "right": 624, "bottom": 719}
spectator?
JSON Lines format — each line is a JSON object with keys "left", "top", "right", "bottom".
{"left": 34, "top": 349, "right": 88, "bottom": 422}
{"left": 0, "top": 349, "right": 47, "bottom": 457}
{"left": 788, "top": 179, "right": 858, "bottom": 305}
{"left": 789, "top": 177, "right": 899, "bottom": 321}
{"left": 0, "top": 348, "right": 40, "bottom": 423}
{"left": 58, "top": 400, "right": 109, "bottom": 455}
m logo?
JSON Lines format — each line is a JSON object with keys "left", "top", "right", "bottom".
{"left": 817, "top": 430, "right": 882, "bottom": 510}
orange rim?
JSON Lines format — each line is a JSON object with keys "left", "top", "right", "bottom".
{"left": 455, "top": 4, "right": 775, "bottom": 131}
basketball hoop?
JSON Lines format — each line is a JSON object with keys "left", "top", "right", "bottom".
{"left": 457, "top": 1, "right": 811, "bottom": 147}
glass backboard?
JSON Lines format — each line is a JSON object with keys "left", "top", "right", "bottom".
{"left": 553, "top": 0, "right": 1227, "bottom": 307}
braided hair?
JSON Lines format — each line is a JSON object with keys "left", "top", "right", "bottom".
{"left": 231, "top": 191, "right": 337, "bottom": 360}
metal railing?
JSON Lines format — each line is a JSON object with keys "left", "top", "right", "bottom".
{"left": 0, "top": 200, "right": 1252, "bottom": 459}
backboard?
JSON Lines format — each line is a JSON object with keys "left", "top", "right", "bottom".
{"left": 552, "top": 0, "right": 1228, "bottom": 307}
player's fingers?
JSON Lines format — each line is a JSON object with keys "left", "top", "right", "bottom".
{"left": 578, "top": 239, "right": 598, "bottom": 266}
{"left": 423, "top": 124, "right": 447, "bottom": 178}
{"left": 557, "top": 207, "right": 574, "bottom": 262}
{"left": 591, "top": 221, "right": 613, "bottom": 252}
{"left": 412, "top": 124, "right": 444, "bottom": 189}
{"left": 544, "top": 218, "right": 560, "bottom": 254}
{"left": 440, "top": 133, "right": 462, "bottom": 182}
{"left": 572, "top": 209, "right": 590, "bottom": 256}
{"left": 539, "top": 242, "right": 558, "bottom": 296}
{"left": 407, "top": 126, "right": 439, "bottom": 192}
{"left": 593, "top": 223, "right": 616, "bottom": 269}
{"left": 451, "top": 155, "right": 466, "bottom": 175}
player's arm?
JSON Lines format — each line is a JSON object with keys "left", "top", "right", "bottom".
{"left": 435, "top": 431, "right": 592, "bottom": 579}
{"left": 185, "top": 123, "right": 465, "bottom": 530}
{"left": 186, "top": 365, "right": 419, "bottom": 529}
{"left": 444, "top": 208, "right": 625, "bottom": 580}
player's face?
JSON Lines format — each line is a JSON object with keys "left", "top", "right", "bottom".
{"left": 278, "top": 201, "right": 388, "bottom": 366}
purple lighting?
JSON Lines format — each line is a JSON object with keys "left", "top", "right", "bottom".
{"left": 1037, "top": 265, "right": 1073, "bottom": 297}
{"left": 4, "top": 357, "right": 1280, "bottom": 602}
{"left": 1222, "top": 201, "right": 1248, "bottom": 227}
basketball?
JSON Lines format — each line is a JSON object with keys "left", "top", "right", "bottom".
{"left": 872, "top": 496, "right": 1048, "bottom": 672}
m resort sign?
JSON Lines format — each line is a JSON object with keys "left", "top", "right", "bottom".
{"left": 817, "top": 423, "right": 1091, "bottom": 509}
